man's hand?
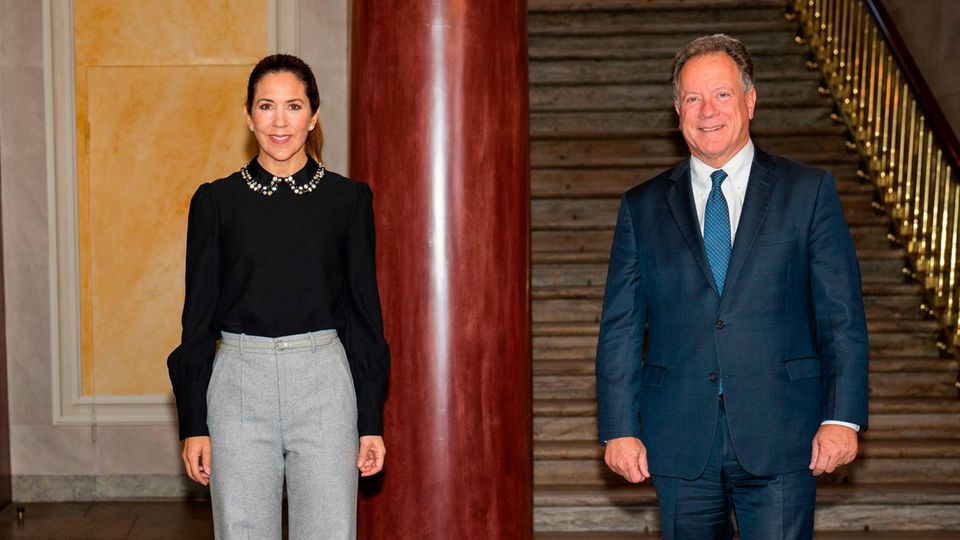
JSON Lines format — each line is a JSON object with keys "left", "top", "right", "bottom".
{"left": 358, "top": 435, "right": 386, "bottom": 477}
{"left": 603, "top": 436, "right": 650, "bottom": 483}
{"left": 181, "top": 436, "right": 212, "bottom": 486}
{"left": 809, "top": 424, "right": 858, "bottom": 476}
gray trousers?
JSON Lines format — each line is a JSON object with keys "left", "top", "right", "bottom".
{"left": 208, "top": 330, "right": 359, "bottom": 540}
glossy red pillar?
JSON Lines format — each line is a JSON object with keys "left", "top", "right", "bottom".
{"left": 350, "top": 1, "right": 530, "bottom": 538}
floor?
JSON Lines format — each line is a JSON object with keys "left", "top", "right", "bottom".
{"left": 0, "top": 502, "right": 956, "bottom": 539}
{"left": 0, "top": 501, "right": 213, "bottom": 539}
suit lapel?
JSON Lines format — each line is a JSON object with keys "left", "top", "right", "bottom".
{"left": 720, "top": 148, "right": 778, "bottom": 303}
{"left": 665, "top": 160, "right": 719, "bottom": 295}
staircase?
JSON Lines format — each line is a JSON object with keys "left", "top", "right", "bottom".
{"left": 528, "top": 0, "right": 960, "bottom": 537}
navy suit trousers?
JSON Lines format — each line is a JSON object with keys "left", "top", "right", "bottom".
{"left": 652, "top": 400, "right": 816, "bottom": 540}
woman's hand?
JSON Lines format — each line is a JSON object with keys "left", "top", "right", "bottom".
{"left": 181, "top": 436, "right": 212, "bottom": 486}
{"left": 357, "top": 435, "right": 386, "bottom": 477}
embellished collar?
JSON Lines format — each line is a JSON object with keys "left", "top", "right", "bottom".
{"left": 242, "top": 157, "right": 325, "bottom": 196}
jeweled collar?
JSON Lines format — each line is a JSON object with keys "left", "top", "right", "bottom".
{"left": 241, "top": 157, "right": 325, "bottom": 196}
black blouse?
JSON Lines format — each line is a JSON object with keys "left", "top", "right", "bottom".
{"left": 167, "top": 157, "right": 390, "bottom": 440}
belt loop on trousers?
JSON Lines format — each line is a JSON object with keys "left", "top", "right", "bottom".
{"left": 308, "top": 332, "right": 317, "bottom": 353}
{"left": 239, "top": 333, "right": 246, "bottom": 357}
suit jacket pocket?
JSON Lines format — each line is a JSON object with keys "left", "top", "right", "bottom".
{"left": 754, "top": 228, "right": 798, "bottom": 247}
{"left": 784, "top": 356, "right": 821, "bottom": 380}
{"left": 641, "top": 364, "right": 666, "bottom": 387}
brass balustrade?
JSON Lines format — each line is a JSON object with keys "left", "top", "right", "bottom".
{"left": 792, "top": 0, "right": 960, "bottom": 354}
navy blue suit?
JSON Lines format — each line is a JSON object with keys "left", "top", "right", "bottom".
{"left": 596, "top": 147, "right": 869, "bottom": 481}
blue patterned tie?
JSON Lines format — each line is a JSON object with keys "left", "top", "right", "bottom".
{"left": 704, "top": 169, "right": 731, "bottom": 295}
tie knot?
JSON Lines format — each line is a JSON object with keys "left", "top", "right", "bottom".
{"left": 710, "top": 169, "right": 728, "bottom": 188}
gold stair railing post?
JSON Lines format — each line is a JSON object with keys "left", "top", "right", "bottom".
{"left": 925, "top": 154, "right": 944, "bottom": 292}
{"left": 936, "top": 178, "right": 952, "bottom": 310}
{"left": 794, "top": 0, "right": 960, "bottom": 357}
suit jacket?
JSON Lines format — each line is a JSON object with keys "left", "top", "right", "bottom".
{"left": 595, "top": 147, "right": 869, "bottom": 479}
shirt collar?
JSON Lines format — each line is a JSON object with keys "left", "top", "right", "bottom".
{"left": 248, "top": 156, "right": 320, "bottom": 185}
{"left": 689, "top": 139, "right": 755, "bottom": 194}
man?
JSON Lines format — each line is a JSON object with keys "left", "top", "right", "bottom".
{"left": 595, "top": 34, "right": 869, "bottom": 539}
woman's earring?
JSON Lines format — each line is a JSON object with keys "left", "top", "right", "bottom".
{"left": 309, "top": 125, "right": 315, "bottom": 131}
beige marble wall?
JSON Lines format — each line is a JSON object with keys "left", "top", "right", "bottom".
{"left": 74, "top": 0, "right": 269, "bottom": 396}
{"left": 0, "top": 0, "right": 352, "bottom": 499}
{"left": 882, "top": 0, "right": 960, "bottom": 140}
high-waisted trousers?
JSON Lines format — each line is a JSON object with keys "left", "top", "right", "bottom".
{"left": 208, "top": 330, "right": 358, "bottom": 540}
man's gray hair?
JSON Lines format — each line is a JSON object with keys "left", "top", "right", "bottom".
{"left": 670, "top": 34, "right": 754, "bottom": 102}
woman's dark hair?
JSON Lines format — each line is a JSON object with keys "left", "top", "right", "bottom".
{"left": 245, "top": 54, "right": 324, "bottom": 162}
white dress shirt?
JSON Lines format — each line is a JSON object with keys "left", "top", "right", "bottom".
{"left": 687, "top": 139, "right": 860, "bottom": 433}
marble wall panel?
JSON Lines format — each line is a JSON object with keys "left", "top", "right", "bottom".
{"left": 0, "top": 11, "right": 52, "bottom": 429}
{"left": 83, "top": 65, "right": 254, "bottom": 395}
{"left": 0, "top": 0, "right": 44, "bottom": 67}
{"left": 10, "top": 426, "right": 97, "bottom": 475}
{"left": 91, "top": 425, "right": 182, "bottom": 475}
{"left": 74, "top": 0, "right": 268, "bottom": 395}
{"left": 73, "top": 0, "right": 269, "bottom": 67}
{"left": 298, "top": 0, "right": 350, "bottom": 173}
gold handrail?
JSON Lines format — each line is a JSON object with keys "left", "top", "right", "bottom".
{"left": 792, "top": 0, "right": 960, "bottom": 349}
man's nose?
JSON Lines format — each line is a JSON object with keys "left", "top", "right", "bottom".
{"left": 699, "top": 99, "right": 717, "bottom": 117}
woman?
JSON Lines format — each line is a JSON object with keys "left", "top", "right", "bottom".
{"left": 167, "top": 54, "right": 389, "bottom": 539}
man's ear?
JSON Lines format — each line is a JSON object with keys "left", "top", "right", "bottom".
{"left": 746, "top": 87, "right": 757, "bottom": 120}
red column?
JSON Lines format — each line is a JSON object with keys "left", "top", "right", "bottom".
{"left": 350, "top": 1, "right": 531, "bottom": 538}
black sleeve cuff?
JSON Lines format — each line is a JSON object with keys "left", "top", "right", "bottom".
{"left": 355, "top": 378, "right": 386, "bottom": 436}
{"left": 174, "top": 381, "right": 210, "bottom": 440}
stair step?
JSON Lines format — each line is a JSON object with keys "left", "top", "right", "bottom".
{"left": 531, "top": 106, "right": 837, "bottom": 136}
{"left": 531, "top": 63, "right": 817, "bottom": 88}
{"left": 531, "top": 282, "right": 924, "bottom": 298}
{"left": 534, "top": 371, "right": 959, "bottom": 400}
{"left": 533, "top": 397, "right": 960, "bottom": 417}
{"left": 533, "top": 483, "right": 960, "bottom": 533}
{"left": 531, "top": 343, "right": 947, "bottom": 362}
{"left": 530, "top": 78, "right": 831, "bottom": 111}
{"left": 532, "top": 260, "right": 912, "bottom": 289}
{"left": 534, "top": 453, "right": 960, "bottom": 485}
{"left": 530, "top": 166, "right": 868, "bottom": 199}
{"left": 534, "top": 412, "right": 960, "bottom": 442}
{"left": 528, "top": 34, "right": 800, "bottom": 60}
{"left": 529, "top": 0, "right": 788, "bottom": 13}
{"left": 531, "top": 150, "right": 860, "bottom": 171}
{"left": 528, "top": 16, "right": 797, "bottom": 39}
{"left": 533, "top": 494, "right": 960, "bottom": 539}
{"left": 534, "top": 438, "right": 960, "bottom": 461}
{"left": 530, "top": 226, "right": 895, "bottom": 252}
{"left": 531, "top": 126, "right": 848, "bottom": 142}
{"left": 530, "top": 246, "right": 904, "bottom": 265}
{"left": 531, "top": 135, "right": 851, "bottom": 166}
{"left": 536, "top": 482, "right": 960, "bottom": 506}
{"left": 532, "top": 319, "right": 941, "bottom": 337}
{"left": 532, "top": 329, "right": 942, "bottom": 355}
{"left": 530, "top": 300, "right": 931, "bottom": 326}
{"left": 532, "top": 357, "right": 955, "bottom": 376}
{"left": 535, "top": 527, "right": 960, "bottom": 539}
{"left": 531, "top": 198, "right": 886, "bottom": 230}
{"left": 531, "top": 298, "right": 934, "bottom": 328}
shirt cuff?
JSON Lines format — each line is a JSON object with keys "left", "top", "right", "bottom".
{"left": 821, "top": 420, "right": 860, "bottom": 432}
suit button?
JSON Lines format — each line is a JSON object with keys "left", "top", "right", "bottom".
{"left": 715, "top": 320, "right": 725, "bottom": 329}
{"left": 708, "top": 373, "right": 719, "bottom": 382}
